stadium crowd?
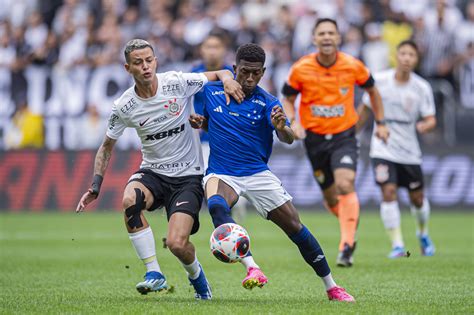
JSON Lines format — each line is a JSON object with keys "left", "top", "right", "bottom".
{"left": 0, "top": 0, "right": 473, "bottom": 150}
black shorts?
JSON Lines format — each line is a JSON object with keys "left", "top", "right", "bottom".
{"left": 372, "top": 158, "right": 424, "bottom": 191}
{"left": 127, "top": 169, "right": 204, "bottom": 235}
{"left": 304, "top": 127, "right": 358, "bottom": 190}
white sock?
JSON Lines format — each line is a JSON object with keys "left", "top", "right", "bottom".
{"left": 129, "top": 227, "right": 161, "bottom": 273}
{"left": 182, "top": 256, "right": 201, "bottom": 280}
{"left": 380, "top": 201, "right": 404, "bottom": 248}
{"left": 241, "top": 255, "right": 259, "bottom": 270}
{"left": 322, "top": 273, "right": 337, "bottom": 290}
{"left": 410, "top": 197, "right": 430, "bottom": 236}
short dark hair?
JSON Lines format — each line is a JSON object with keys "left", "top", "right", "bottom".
{"left": 313, "top": 18, "right": 339, "bottom": 33}
{"left": 236, "top": 43, "right": 266, "bottom": 64}
{"left": 204, "top": 30, "right": 228, "bottom": 47}
{"left": 124, "top": 39, "right": 154, "bottom": 62}
{"left": 397, "top": 39, "right": 419, "bottom": 55}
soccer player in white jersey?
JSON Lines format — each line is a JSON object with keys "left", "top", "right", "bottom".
{"left": 357, "top": 40, "right": 437, "bottom": 258}
{"left": 76, "top": 39, "right": 244, "bottom": 300}
{"left": 190, "top": 43, "right": 355, "bottom": 302}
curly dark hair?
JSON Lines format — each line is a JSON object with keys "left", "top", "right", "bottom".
{"left": 235, "top": 43, "right": 266, "bottom": 65}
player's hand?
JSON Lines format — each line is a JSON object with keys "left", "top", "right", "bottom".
{"left": 76, "top": 189, "right": 98, "bottom": 213}
{"left": 222, "top": 78, "right": 244, "bottom": 105}
{"left": 271, "top": 106, "right": 287, "bottom": 131}
{"left": 416, "top": 121, "right": 429, "bottom": 134}
{"left": 189, "top": 114, "right": 206, "bottom": 129}
{"left": 375, "top": 124, "right": 389, "bottom": 143}
{"left": 290, "top": 120, "right": 306, "bottom": 140}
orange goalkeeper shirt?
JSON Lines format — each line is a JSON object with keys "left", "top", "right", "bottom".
{"left": 286, "top": 52, "right": 372, "bottom": 135}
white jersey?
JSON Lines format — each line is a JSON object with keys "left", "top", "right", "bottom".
{"left": 106, "top": 71, "right": 208, "bottom": 176}
{"left": 363, "top": 69, "right": 435, "bottom": 165}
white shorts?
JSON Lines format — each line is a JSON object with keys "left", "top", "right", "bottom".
{"left": 203, "top": 170, "right": 293, "bottom": 219}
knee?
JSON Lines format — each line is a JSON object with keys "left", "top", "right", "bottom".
{"left": 335, "top": 179, "right": 354, "bottom": 195}
{"left": 166, "top": 236, "right": 188, "bottom": 257}
{"left": 122, "top": 188, "right": 146, "bottom": 211}
{"left": 382, "top": 186, "right": 397, "bottom": 202}
{"left": 410, "top": 194, "right": 424, "bottom": 208}
{"left": 324, "top": 195, "right": 339, "bottom": 207}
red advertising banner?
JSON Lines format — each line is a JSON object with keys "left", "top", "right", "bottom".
{"left": 0, "top": 149, "right": 473, "bottom": 211}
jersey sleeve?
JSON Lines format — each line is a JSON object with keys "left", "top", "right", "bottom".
{"left": 179, "top": 72, "right": 209, "bottom": 97}
{"left": 420, "top": 82, "right": 436, "bottom": 117}
{"left": 106, "top": 103, "right": 126, "bottom": 139}
{"left": 284, "top": 64, "right": 303, "bottom": 94}
{"left": 354, "top": 59, "right": 373, "bottom": 87}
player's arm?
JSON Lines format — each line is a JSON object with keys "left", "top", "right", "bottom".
{"left": 203, "top": 70, "right": 244, "bottom": 104}
{"left": 76, "top": 135, "right": 117, "bottom": 212}
{"left": 364, "top": 85, "right": 389, "bottom": 143}
{"left": 271, "top": 105, "right": 294, "bottom": 144}
{"left": 416, "top": 115, "right": 436, "bottom": 134}
{"left": 282, "top": 93, "right": 306, "bottom": 140}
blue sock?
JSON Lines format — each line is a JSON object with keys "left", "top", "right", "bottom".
{"left": 207, "top": 195, "right": 236, "bottom": 228}
{"left": 289, "top": 225, "right": 331, "bottom": 277}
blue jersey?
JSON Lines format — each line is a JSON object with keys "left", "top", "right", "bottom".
{"left": 196, "top": 82, "right": 289, "bottom": 176}
{"left": 191, "top": 63, "right": 234, "bottom": 143}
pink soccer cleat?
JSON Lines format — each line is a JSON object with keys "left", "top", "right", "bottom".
{"left": 327, "top": 286, "right": 355, "bottom": 302}
{"left": 242, "top": 267, "right": 268, "bottom": 290}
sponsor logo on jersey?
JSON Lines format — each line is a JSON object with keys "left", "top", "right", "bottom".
{"left": 139, "top": 117, "right": 150, "bottom": 127}
{"left": 214, "top": 106, "right": 223, "bottom": 113}
{"left": 187, "top": 79, "right": 203, "bottom": 87}
{"left": 339, "top": 87, "right": 349, "bottom": 96}
{"left": 150, "top": 161, "right": 192, "bottom": 169}
{"left": 145, "top": 124, "right": 185, "bottom": 140}
{"left": 162, "top": 83, "right": 181, "bottom": 95}
{"left": 310, "top": 104, "right": 345, "bottom": 117}
{"left": 108, "top": 114, "right": 119, "bottom": 130}
{"left": 121, "top": 98, "right": 137, "bottom": 114}
{"left": 164, "top": 98, "right": 182, "bottom": 116}
{"left": 153, "top": 115, "right": 168, "bottom": 123}
{"left": 211, "top": 90, "right": 225, "bottom": 96}
{"left": 252, "top": 99, "right": 266, "bottom": 107}
{"left": 229, "top": 111, "right": 239, "bottom": 117}
{"left": 340, "top": 155, "right": 353, "bottom": 164}
{"left": 314, "top": 169, "right": 325, "bottom": 184}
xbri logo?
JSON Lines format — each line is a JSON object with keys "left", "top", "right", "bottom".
{"left": 145, "top": 124, "right": 185, "bottom": 141}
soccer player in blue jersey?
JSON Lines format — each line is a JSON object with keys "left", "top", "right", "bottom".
{"left": 190, "top": 43, "right": 355, "bottom": 302}
{"left": 191, "top": 32, "right": 249, "bottom": 223}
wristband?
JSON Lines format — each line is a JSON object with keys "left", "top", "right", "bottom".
{"left": 375, "top": 119, "right": 386, "bottom": 125}
{"left": 91, "top": 174, "right": 103, "bottom": 196}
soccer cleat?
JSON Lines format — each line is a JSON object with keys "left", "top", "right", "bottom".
{"left": 336, "top": 242, "right": 356, "bottom": 267}
{"left": 418, "top": 234, "right": 435, "bottom": 256}
{"left": 136, "top": 271, "right": 168, "bottom": 295}
{"left": 189, "top": 265, "right": 212, "bottom": 300}
{"left": 242, "top": 267, "right": 268, "bottom": 290}
{"left": 327, "top": 286, "right": 355, "bottom": 302}
{"left": 388, "top": 246, "right": 406, "bottom": 259}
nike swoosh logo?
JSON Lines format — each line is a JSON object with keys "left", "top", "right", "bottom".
{"left": 139, "top": 117, "right": 150, "bottom": 127}
{"left": 176, "top": 201, "right": 189, "bottom": 207}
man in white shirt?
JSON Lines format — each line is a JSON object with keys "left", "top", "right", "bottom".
{"left": 76, "top": 39, "right": 244, "bottom": 300}
{"left": 358, "top": 40, "right": 437, "bottom": 258}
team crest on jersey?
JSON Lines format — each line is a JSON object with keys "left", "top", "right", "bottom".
{"left": 314, "top": 170, "right": 325, "bottom": 184}
{"left": 339, "top": 87, "right": 349, "bottom": 96}
{"left": 164, "top": 98, "right": 182, "bottom": 116}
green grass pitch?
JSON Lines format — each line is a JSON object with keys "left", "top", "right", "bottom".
{"left": 0, "top": 210, "right": 473, "bottom": 314}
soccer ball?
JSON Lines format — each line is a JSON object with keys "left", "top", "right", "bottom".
{"left": 210, "top": 223, "right": 250, "bottom": 263}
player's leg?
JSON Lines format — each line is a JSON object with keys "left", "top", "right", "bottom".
{"left": 245, "top": 171, "right": 354, "bottom": 302}
{"left": 268, "top": 202, "right": 354, "bottom": 302}
{"left": 373, "top": 159, "right": 406, "bottom": 258}
{"left": 166, "top": 175, "right": 212, "bottom": 299}
{"left": 331, "top": 134, "right": 360, "bottom": 267}
{"left": 204, "top": 175, "right": 265, "bottom": 289}
{"left": 123, "top": 174, "right": 168, "bottom": 294}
